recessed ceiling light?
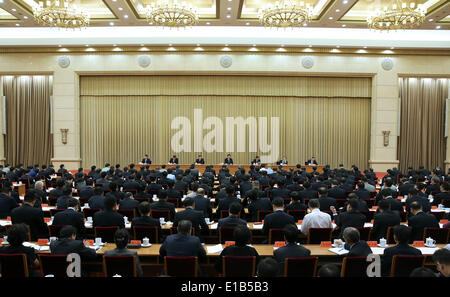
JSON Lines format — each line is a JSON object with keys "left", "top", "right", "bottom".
{"left": 336, "top": 9, "right": 340, "bottom": 12}
{"left": 109, "top": 22, "right": 114, "bottom": 26}
{"left": 436, "top": 25, "right": 441, "bottom": 29}
{"left": 149, "top": 22, "right": 153, "bottom": 25}
{"left": 118, "top": 7, "right": 123, "bottom": 11}
{"left": 112, "top": 0, "right": 117, "bottom": 2}
{"left": 303, "top": 23, "right": 307, "bottom": 26}
{"left": 228, "top": 0, "right": 232, "bottom": 2}
{"left": 24, "top": 16, "right": 28, "bottom": 19}
{"left": 246, "top": 22, "right": 250, "bottom": 25}
{"left": 428, "top": 19, "right": 434, "bottom": 22}
{"left": 329, "top": 17, "right": 333, "bottom": 20}
{"left": 226, "top": 14, "right": 231, "bottom": 18}
{"left": 227, "top": 7, "right": 232, "bottom": 11}
{"left": 206, "top": 22, "right": 211, "bottom": 25}
{"left": 124, "top": 14, "right": 128, "bottom": 18}
{"left": 343, "top": 0, "right": 348, "bottom": 4}
{"left": 11, "top": 8, "right": 17, "bottom": 12}
{"left": 15, "top": 23, "right": 20, "bottom": 26}
{"left": 342, "top": 24, "right": 346, "bottom": 27}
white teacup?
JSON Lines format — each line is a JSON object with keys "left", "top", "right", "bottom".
{"left": 205, "top": 218, "right": 210, "bottom": 224}
{"left": 379, "top": 238, "right": 387, "bottom": 247}
{"left": 49, "top": 237, "right": 57, "bottom": 243}
{"left": 159, "top": 217, "right": 165, "bottom": 224}
{"left": 87, "top": 217, "right": 93, "bottom": 223}
{"left": 2, "top": 236, "right": 8, "bottom": 243}
{"left": 143, "top": 237, "right": 150, "bottom": 246}
{"left": 95, "top": 237, "right": 103, "bottom": 245}
{"left": 438, "top": 204, "right": 444, "bottom": 209}
{"left": 426, "top": 237, "right": 436, "bottom": 247}
{"left": 333, "top": 239, "right": 343, "bottom": 248}
{"left": 237, "top": 195, "right": 241, "bottom": 199}
{"left": 124, "top": 216, "right": 128, "bottom": 224}
{"left": 84, "top": 203, "right": 89, "bottom": 208}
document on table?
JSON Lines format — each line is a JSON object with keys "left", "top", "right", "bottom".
{"left": 210, "top": 223, "right": 218, "bottom": 230}
{"left": 370, "top": 247, "right": 385, "bottom": 255}
{"left": 252, "top": 224, "right": 263, "bottom": 230}
{"left": 207, "top": 244, "right": 223, "bottom": 254}
{"left": 328, "top": 248, "right": 349, "bottom": 255}
{"left": 417, "top": 247, "right": 440, "bottom": 255}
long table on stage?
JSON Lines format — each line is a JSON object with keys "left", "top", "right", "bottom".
{"left": 133, "top": 164, "right": 325, "bottom": 174}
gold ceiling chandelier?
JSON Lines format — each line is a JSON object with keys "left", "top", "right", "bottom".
{"left": 258, "top": 1, "right": 313, "bottom": 28}
{"left": 33, "top": 0, "right": 90, "bottom": 29}
{"left": 140, "top": 0, "right": 199, "bottom": 28}
{"left": 367, "top": 1, "right": 426, "bottom": 30}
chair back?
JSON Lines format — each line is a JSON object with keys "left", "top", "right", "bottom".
{"left": 366, "top": 199, "right": 376, "bottom": 208}
{"left": 48, "top": 197, "right": 58, "bottom": 206}
{"left": 443, "top": 199, "right": 450, "bottom": 208}
{"left": 117, "top": 209, "right": 136, "bottom": 220}
{"left": 218, "top": 226, "right": 235, "bottom": 244}
{"left": 0, "top": 254, "right": 29, "bottom": 277}
{"left": 49, "top": 225, "right": 65, "bottom": 238}
{"left": 50, "top": 209, "right": 65, "bottom": 217}
{"left": 222, "top": 256, "right": 256, "bottom": 277}
{"left": 268, "top": 228, "right": 285, "bottom": 244}
{"left": 336, "top": 199, "right": 347, "bottom": 208}
{"left": 219, "top": 210, "right": 230, "bottom": 219}
{"left": 133, "top": 226, "right": 159, "bottom": 243}
{"left": 78, "top": 197, "right": 90, "bottom": 205}
{"left": 360, "top": 211, "right": 374, "bottom": 223}
{"left": 38, "top": 254, "right": 68, "bottom": 277}
{"left": 390, "top": 255, "right": 425, "bottom": 277}
{"left": 167, "top": 198, "right": 179, "bottom": 208}
{"left": 103, "top": 255, "right": 136, "bottom": 277}
{"left": 431, "top": 212, "right": 446, "bottom": 221}
{"left": 423, "top": 227, "right": 449, "bottom": 244}
{"left": 257, "top": 210, "right": 273, "bottom": 221}
{"left": 83, "top": 208, "right": 101, "bottom": 218}
{"left": 386, "top": 226, "right": 396, "bottom": 244}
{"left": 284, "top": 257, "right": 318, "bottom": 277}
{"left": 355, "top": 227, "right": 372, "bottom": 241}
{"left": 94, "top": 226, "right": 120, "bottom": 243}
{"left": 307, "top": 228, "right": 332, "bottom": 244}
{"left": 399, "top": 211, "right": 408, "bottom": 222}
{"left": 150, "top": 210, "right": 171, "bottom": 221}
{"left": 286, "top": 210, "right": 306, "bottom": 221}
{"left": 341, "top": 256, "right": 369, "bottom": 277}
{"left": 164, "top": 256, "right": 198, "bottom": 277}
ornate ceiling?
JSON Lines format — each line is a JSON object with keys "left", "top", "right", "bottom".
{"left": 0, "top": 0, "right": 448, "bottom": 29}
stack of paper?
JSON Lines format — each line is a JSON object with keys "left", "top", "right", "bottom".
{"left": 328, "top": 248, "right": 349, "bottom": 255}
{"left": 417, "top": 247, "right": 440, "bottom": 255}
{"left": 207, "top": 244, "right": 223, "bottom": 254}
{"left": 23, "top": 242, "right": 49, "bottom": 251}
{"left": 369, "top": 247, "right": 386, "bottom": 255}
{"left": 210, "top": 223, "right": 218, "bottom": 230}
{"left": 252, "top": 224, "right": 263, "bottom": 230}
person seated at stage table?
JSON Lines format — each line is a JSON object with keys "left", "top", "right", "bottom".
{"left": 195, "top": 154, "right": 205, "bottom": 165}
{"left": 140, "top": 154, "right": 151, "bottom": 165}
{"left": 168, "top": 155, "right": 179, "bottom": 165}
{"left": 277, "top": 156, "right": 288, "bottom": 166}
{"left": 306, "top": 157, "right": 318, "bottom": 166}
{"left": 251, "top": 156, "right": 261, "bottom": 165}
{"left": 214, "top": 224, "right": 259, "bottom": 273}
{"left": 224, "top": 154, "right": 234, "bottom": 165}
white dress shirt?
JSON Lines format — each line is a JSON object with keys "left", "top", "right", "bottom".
{"left": 300, "top": 208, "right": 333, "bottom": 235}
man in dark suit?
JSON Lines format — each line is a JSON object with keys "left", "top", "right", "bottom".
{"left": 398, "top": 178, "right": 415, "bottom": 196}
{"left": 169, "top": 155, "right": 179, "bottom": 164}
{"left": 0, "top": 183, "right": 19, "bottom": 219}
{"left": 317, "top": 187, "right": 337, "bottom": 212}
{"left": 119, "top": 192, "right": 140, "bottom": 212}
{"left": 174, "top": 175, "right": 188, "bottom": 192}
{"left": 405, "top": 189, "right": 431, "bottom": 215}
{"left": 123, "top": 175, "right": 141, "bottom": 192}
{"left": 306, "top": 157, "right": 318, "bottom": 165}
{"left": 408, "top": 201, "right": 439, "bottom": 241}
{"left": 251, "top": 156, "right": 261, "bottom": 165}
{"left": 173, "top": 197, "right": 209, "bottom": 238}
{"left": 193, "top": 188, "right": 212, "bottom": 218}
{"left": 52, "top": 198, "right": 85, "bottom": 238}
{"left": 88, "top": 187, "right": 105, "bottom": 209}
{"left": 298, "top": 182, "right": 318, "bottom": 201}
{"left": 141, "top": 154, "right": 151, "bottom": 165}
{"left": 331, "top": 198, "right": 366, "bottom": 238}
{"left": 11, "top": 190, "right": 48, "bottom": 241}
{"left": 159, "top": 220, "right": 207, "bottom": 276}
{"left": 217, "top": 186, "right": 241, "bottom": 215}
{"left": 56, "top": 187, "right": 74, "bottom": 210}
{"left": 379, "top": 188, "right": 403, "bottom": 213}
{"left": 93, "top": 195, "right": 125, "bottom": 229}
{"left": 353, "top": 182, "right": 371, "bottom": 200}
{"left": 284, "top": 191, "right": 307, "bottom": 212}
{"left": 433, "top": 183, "right": 450, "bottom": 206}
{"left": 273, "top": 224, "right": 311, "bottom": 275}
{"left": 342, "top": 227, "right": 372, "bottom": 257}
{"left": 131, "top": 201, "right": 163, "bottom": 242}
{"left": 270, "top": 180, "right": 291, "bottom": 200}
{"left": 224, "top": 154, "right": 233, "bottom": 165}
{"left": 195, "top": 154, "right": 205, "bottom": 164}
{"left": 150, "top": 189, "right": 176, "bottom": 221}
{"left": 166, "top": 180, "right": 182, "bottom": 201}
{"left": 262, "top": 198, "right": 295, "bottom": 240}
{"left": 50, "top": 225, "right": 97, "bottom": 276}
{"left": 79, "top": 179, "right": 95, "bottom": 199}
{"left": 328, "top": 180, "right": 347, "bottom": 199}
{"left": 49, "top": 179, "right": 65, "bottom": 200}
{"left": 371, "top": 199, "right": 401, "bottom": 241}
{"left": 247, "top": 189, "right": 273, "bottom": 222}
{"left": 146, "top": 176, "right": 163, "bottom": 193}
{"left": 218, "top": 202, "right": 247, "bottom": 228}
{"left": 341, "top": 193, "right": 369, "bottom": 212}
{"left": 381, "top": 225, "right": 422, "bottom": 276}
{"left": 432, "top": 248, "right": 450, "bottom": 277}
